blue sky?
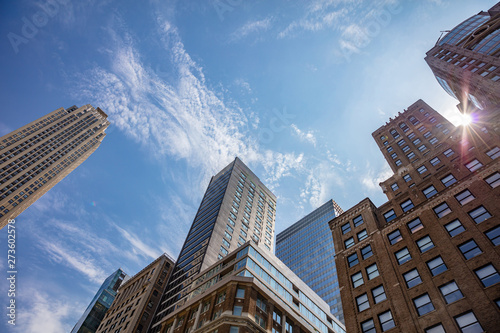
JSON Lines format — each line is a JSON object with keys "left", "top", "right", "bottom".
{"left": 0, "top": 0, "right": 495, "bottom": 331}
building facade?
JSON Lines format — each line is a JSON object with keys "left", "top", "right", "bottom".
{"left": 276, "top": 200, "right": 345, "bottom": 323}
{"left": 151, "top": 242, "right": 346, "bottom": 333}
{"left": 96, "top": 254, "right": 175, "bottom": 333}
{"left": 330, "top": 99, "right": 500, "bottom": 332}
{"left": 0, "top": 104, "right": 109, "bottom": 228}
{"left": 425, "top": 3, "right": 500, "bottom": 121}
{"left": 150, "top": 158, "right": 277, "bottom": 330}
{"left": 72, "top": 269, "right": 128, "bottom": 333}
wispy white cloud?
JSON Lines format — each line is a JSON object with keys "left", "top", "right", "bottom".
{"left": 278, "top": 6, "right": 347, "bottom": 38}
{"left": 360, "top": 162, "right": 393, "bottom": 191}
{"left": 291, "top": 124, "right": 317, "bottom": 146}
{"left": 229, "top": 17, "right": 273, "bottom": 42}
{"left": 112, "top": 222, "right": 162, "bottom": 260}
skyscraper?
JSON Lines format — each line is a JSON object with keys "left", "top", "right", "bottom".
{"left": 0, "top": 104, "right": 109, "bottom": 228}
{"left": 150, "top": 157, "right": 277, "bottom": 330}
{"left": 72, "top": 269, "right": 128, "bottom": 333}
{"left": 276, "top": 200, "right": 345, "bottom": 323}
{"left": 329, "top": 99, "right": 500, "bottom": 332}
{"left": 425, "top": 3, "right": 500, "bottom": 117}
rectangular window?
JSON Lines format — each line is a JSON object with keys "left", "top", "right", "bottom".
{"left": 255, "top": 314, "right": 266, "bottom": 328}
{"left": 413, "top": 294, "right": 435, "bottom": 316}
{"left": 468, "top": 206, "right": 492, "bottom": 224}
{"left": 445, "top": 219, "right": 465, "bottom": 237}
{"left": 388, "top": 229, "right": 402, "bottom": 245}
{"left": 397, "top": 139, "right": 406, "bottom": 146}
{"left": 418, "top": 144, "right": 427, "bottom": 152}
{"left": 256, "top": 296, "right": 267, "bottom": 311}
{"left": 465, "top": 159, "right": 483, "bottom": 172}
{"left": 403, "top": 174, "right": 412, "bottom": 182}
{"left": 443, "top": 148, "right": 455, "bottom": 157}
{"left": 391, "top": 152, "right": 398, "bottom": 159}
{"left": 341, "top": 222, "right": 351, "bottom": 234}
{"left": 441, "top": 174, "right": 457, "bottom": 187}
{"left": 384, "top": 209, "right": 397, "bottom": 222}
{"left": 430, "top": 157, "right": 441, "bottom": 166}
{"left": 240, "top": 229, "right": 247, "bottom": 237}
{"left": 361, "top": 245, "right": 373, "bottom": 259}
{"left": 372, "top": 285, "right": 386, "bottom": 303}
{"left": 413, "top": 138, "right": 422, "bottom": 145}
{"left": 408, "top": 132, "right": 416, "bottom": 139}
{"left": 352, "top": 271, "right": 364, "bottom": 288}
{"left": 395, "top": 160, "right": 402, "bottom": 166}
{"left": 486, "top": 146, "right": 500, "bottom": 159}
{"left": 401, "top": 199, "right": 414, "bottom": 212}
{"left": 417, "top": 235, "right": 435, "bottom": 253}
{"left": 361, "top": 319, "right": 375, "bottom": 333}
{"left": 425, "top": 324, "right": 446, "bottom": 333}
{"left": 356, "top": 293, "right": 370, "bottom": 312}
{"left": 439, "top": 281, "right": 463, "bottom": 304}
{"left": 455, "top": 189, "right": 475, "bottom": 205}
{"left": 366, "top": 264, "right": 379, "bottom": 280}
{"left": 423, "top": 185, "right": 437, "bottom": 198}
{"left": 395, "top": 247, "right": 411, "bottom": 265}
{"left": 348, "top": 253, "right": 359, "bottom": 267}
{"left": 417, "top": 165, "right": 428, "bottom": 174}
{"left": 424, "top": 131, "right": 432, "bottom": 138}
{"left": 357, "top": 229, "right": 368, "bottom": 241}
{"left": 407, "top": 151, "right": 416, "bottom": 159}
{"left": 429, "top": 137, "right": 438, "bottom": 145}
{"left": 475, "top": 264, "right": 500, "bottom": 287}
{"left": 222, "top": 238, "right": 230, "bottom": 248}
{"left": 345, "top": 237, "right": 355, "bottom": 249}
{"left": 403, "top": 145, "right": 410, "bottom": 152}
{"left": 391, "top": 183, "right": 399, "bottom": 191}
{"left": 407, "top": 217, "right": 424, "bottom": 233}
{"left": 433, "top": 202, "right": 451, "bottom": 218}
{"left": 485, "top": 172, "right": 500, "bottom": 188}
{"left": 459, "top": 239, "right": 482, "bottom": 260}
{"left": 387, "top": 146, "right": 394, "bottom": 153}
{"left": 455, "top": 311, "right": 483, "bottom": 333}
{"left": 353, "top": 215, "right": 364, "bottom": 227}
{"left": 225, "top": 231, "right": 232, "bottom": 240}
{"left": 427, "top": 256, "right": 447, "bottom": 276}
{"left": 233, "top": 305, "right": 243, "bottom": 316}
{"left": 236, "top": 288, "right": 245, "bottom": 298}
{"left": 217, "top": 292, "right": 226, "bottom": 304}
{"left": 378, "top": 310, "right": 395, "bottom": 332}
{"left": 404, "top": 268, "right": 422, "bottom": 288}
{"left": 486, "top": 226, "right": 500, "bottom": 246}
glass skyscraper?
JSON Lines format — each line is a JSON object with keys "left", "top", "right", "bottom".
{"left": 276, "top": 200, "right": 344, "bottom": 323}
{"left": 150, "top": 157, "right": 276, "bottom": 331}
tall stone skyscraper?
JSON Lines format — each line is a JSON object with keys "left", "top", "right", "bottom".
{"left": 276, "top": 200, "right": 345, "bottom": 323}
{"left": 150, "top": 157, "right": 277, "bottom": 329}
{"left": 0, "top": 104, "right": 109, "bottom": 227}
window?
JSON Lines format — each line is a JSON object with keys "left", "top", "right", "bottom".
{"left": 345, "top": 237, "right": 355, "bottom": 249}
{"left": 408, "top": 132, "right": 416, "bottom": 139}
{"left": 357, "top": 229, "right": 368, "bottom": 241}
{"left": 356, "top": 293, "right": 370, "bottom": 312}
{"left": 352, "top": 272, "right": 364, "bottom": 288}
{"left": 273, "top": 310, "right": 281, "bottom": 324}
{"left": 220, "top": 246, "right": 228, "bottom": 256}
{"left": 441, "top": 174, "right": 457, "bottom": 187}
{"left": 429, "top": 137, "right": 438, "bottom": 145}
{"left": 378, "top": 310, "right": 395, "bottom": 331}
{"left": 391, "top": 152, "right": 398, "bottom": 159}
{"left": 353, "top": 215, "right": 364, "bottom": 227}
{"left": 486, "top": 146, "right": 500, "bottom": 159}
{"left": 233, "top": 305, "right": 243, "bottom": 316}
{"left": 397, "top": 139, "right": 406, "bottom": 146}
{"left": 403, "top": 174, "right": 412, "bottom": 182}
{"left": 217, "top": 292, "right": 226, "bottom": 304}
{"left": 425, "top": 324, "right": 446, "bottom": 333}
{"left": 224, "top": 231, "right": 232, "bottom": 240}
{"left": 403, "top": 145, "right": 410, "bottom": 152}
{"left": 468, "top": 206, "right": 492, "bottom": 224}
{"left": 475, "top": 264, "right": 500, "bottom": 287}
{"left": 391, "top": 183, "right": 399, "bottom": 191}
{"left": 255, "top": 313, "right": 266, "bottom": 328}
{"left": 384, "top": 209, "right": 396, "bottom": 222}
{"left": 395, "top": 159, "right": 402, "bottom": 166}
{"left": 361, "top": 245, "right": 373, "bottom": 259}
{"left": 222, "top": 238, "right": 230, "bottom": 248}
{"left": 388, "top": 229, "right": 402, "bottom": 245}
{"left": 486, "top": 226, "right": 500, "bottom": 246}
{"left": 401, "top": 199, "right": 414, "bottom": 212}
{"left": 409, "top": 116, "right": 419, "bottom": 125}
{"left": 443, "top": 148, "right": 454, "bottom": 157}
{"left": 413, "top": 294, "right": 434, "bottom": 316}
{"left": 361, "top": 319, "right": 375, "bottom": 333}
{"left": 439, "top": 281, "right": 463, "bottom": 304}
{"left": 459, "top": 239, "right": 482, "bottom": 260}
{"left": 455, "top": 311, "right": 483, "bottom": 333}
{"left": 433, "top": 202, "right": 451, "bottom": 218}
{"left": 430, "top": 157, "right": 441, "bottom": 166}
{"left": 418, "top": 144, "right": 427, "bottom": 152}
{"left": 485, "top": 172, "right": 500, "bottom": 188}
{"left": 400, "top": 122, "right": 409, "bottom": 132}
{"left": 390, "top": 129, "right": 400, "bottom": 139}
{"left": 427, "top": 256, "right": 447, "bottom": 276}
{"left": 366, "top": 264, "right": 379, "bottom": 280}
{"left": 240, "top": 229, "right": 247, "bottom": 237}
{"left": 348, "top": 253, "right": 359, "bottom": 267}
{"left": 387, "top": 146, "right": 394, "bottom": 153}
{"left": 417, "top": 165, "right": 428, "bottom": 174}
{"left": 256, "top": 296, "right": 267, "bottom": 311}
{"left": 407, "top": 218, "right": 424, "bottom": 233}
{"left": 395, "top": 247, "right": 411, "bottom": 265}
{"left": 465, "top": 159, "right": 483, "bottom": 172}
{"left": 407, "top": 151, "right": 416, "bottom": 159}
{"left": 417, "top": 235, "right": 434, "bottom": 253}
{"left": 372, "top": 285, "right": 386, "bottom": 303}
{"left": 455, "top": 189, "right": 475, "bottom": 205}
{"left": 413, "top": 138, "right": 422, "bottom": 145}
{"left": 423, "top": 185, "right": 437, "bottom": 198}
{"left": 341, "top": 222, "right": 351, "bottom": 234}
{"left": 404, "top": 269, "right": 422, "bottom": 288}
{"left": 236, "top": 288, "right": 245, "bottom": 298}
{"left": 445, "top": 219, "right": 465, "bottom": 237}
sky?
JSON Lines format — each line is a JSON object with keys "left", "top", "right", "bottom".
{"left": 0, "top": 0, "right": 496, "bottom": 332}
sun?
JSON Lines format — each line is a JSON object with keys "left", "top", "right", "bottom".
{"left": 459, "top": 113, "right": 473, "bottom": 126}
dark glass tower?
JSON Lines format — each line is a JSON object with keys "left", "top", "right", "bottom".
{"left": 150, "top": 157, "right": 276, "bottom": 331}
{"left": 276, "top": 200, "right": 345, "bottom": 323}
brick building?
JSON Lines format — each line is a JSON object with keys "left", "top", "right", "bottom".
{"left": 329, "top": 99, "right": 499, "bottom": 332}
